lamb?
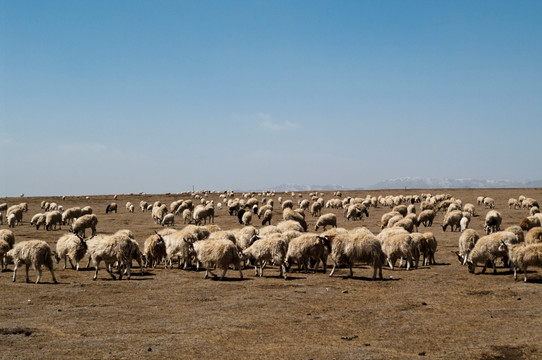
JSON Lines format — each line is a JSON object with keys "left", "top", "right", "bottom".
{"left": 161, "top": 213, "right": 175, "bottom": 227}
{"left": 381, "top": 233, "right": 415, "bottom": 270}
{"left": 86, "top": 230, "right": 138, "bottom": 280}
{"left": 282, "top": 208, "right": 307, "bottom": 232}
{"left": 484, "top": 210, "right": 503, "bottom": 234}
{"left": 55, "top": 233, "right": 87, "bottom": 270}
{"left": 285, "top": 233, "right": 330, "bottom": 273}
{"left": 466, "top": 231, "right": 517, "bottom": 274}
{"left": 45, "top": 210, "right": 63, "bottom": 231}
{"left": 187, "top": 238, "right": 243, "bottom": 280}
{"left": 417, "top": 210, "right": 436, "bottom": 227}
{"left": 6, "top": 240, "right": 57, "bottom": 283}
{"left": 242, "top": 234, "right": 288, "bottom": 279}
{"left": 456, "top": 229, "right": 480, "bottom": 265}
{"left": 314, "top": 213, "right": 337, "bottom": 231}
{"left": 261, "top": 209, "right": 273, "bottom": 226}
{"left": 525, "top": 227, "right": 542, "bottom": 244}
{"left": 70, "top": 214, "right": 98, "bottom": 237}
{"left": 62, "top": 207, "right": 82, "bottom": 225}
{"left": 460, "top": 216, "right": 470, "bottom": 232}
{"left": 499, "top": 242, "right": 542, "bottom": 282}
{"left": 519, "top": 216, "right": 541, "bottom": 231}
{"left": 143, "top": 232, "right": 167, "bottom": 268}
{"left": 328, "top": 232, "right": 385, "bottom": 279}
{"left": 442, "top": 210, "right": 463, "bottom": 232}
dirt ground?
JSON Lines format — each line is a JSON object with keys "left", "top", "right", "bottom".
{"left": 1, "top": 188, "right": 541, "bottom": 360}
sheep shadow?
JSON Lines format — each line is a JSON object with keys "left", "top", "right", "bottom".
{"left": 209, "top": 276, "right": 251, "bottom": 282}
{"left": 340, "top": 275, "right": 400, "bottom": 282}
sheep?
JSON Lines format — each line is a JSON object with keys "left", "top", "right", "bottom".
{"left": 345, "top": 205, "right": 363, "bottom": 221}
{"left": 282, "top": 208, "right": 307, "bottom": 232}
{"left": 483, "top": 210, "right": 502, "bottom": 234}
{"left": 257, "top": 205, "right": 273, "bottom": 219}
{"left": 152, "top": 204, "right": 168, "bottom": 224}
{"left": 182, "top": 209, "right": 192, "bottom": 224}
{"left": 80, "top": 206, "right": 93, "bottom": 216}
{"left": 393, "top": 215, "right": 417, "bottom": 233}
{"left": 508, "top": 198, "right": 520, "bottom": 209}
{"left": 299, "top": 199, "right": 310, "bottom": 210}
{"left": 235, "top": 226, "right": 259, "bottom": 255}
{"left": 242, "top": 234, "right": 288, "bottom": 279}
{"left": 143, "top": 232, "right": 167, "bottom": 268}
{"left": 314, "top": 213, "right": 337, "bottom": 232}
{"left": 161, "top": 213, "right": 175, "bottom": 227}
{"left": 381, "top": 233, "right": 415, "bottom": 270}
{"left": 523, "top": 198, "right": 539, "bottom": 209}
{"left": 310, "top": 202, "right": 322, "bottom": 217}
{"left": 7, "top": 213, "right": 16, "bottom": 228}
{"left": 187, "top": 238, "right": 243, "bottom": 280}
{"left": 62, "top": 207, "right": 82, "bottom": 225}
{"left": 7, "top": 207, "right": 23, "bottom": 226}
{"left": 504, "top": 225, "right": 525, "bottom": 244}
{"left": 477, "top": 196, "right": 485, "bottom": 205}
{"left": 530, "top": 207, "right": 540, "bottom": 216}
{"left": 30, "top": 213, "right": 43, "bottom": 226}
{"left": 328, "top": 232, "right": 385, "bottom": 279}
{"left": 417, "top": 210, "right": 436, "bottom": 227}
{"left": 162, "top": 229, "right": 196, "bottom": 269}
{"left": 55, "top": 233, "right": 87, "bottom": 270}
{"left": 86, "top": 230, "right": 137, "bottom": 280}
{"left": 261, "top": 209, "right": 273, "bottom": 226}
{"left": 277, "top": 220, "right": 304, "bottom": 233}
{"left": 499, "top": 242, "right": 542, "bottom": 282}
{"left": 380, "top": 211, "right": 401, "bottom": 229}
{"left": 35, "top": 213, "right": 47, "bottom": 230}
{"left": 140, "top": 201, "right": 149, "bottom": 212}
{"left": 466, "top": 231, "right": 517, "bottom": 274}
{"left": 519, "top": 216, "right": 541, "bottom": 231}
{"left": 393, "top": 205, "right": 408, "bottom": 217}
{"left": 0, "top": 203, "right": 7, "bottom": 212}
{"left": 228, "top": 200, "right": 240, "bottom": 216}
{"left": 525, "top": 227, "right": 542, "bottom": 244}
{"left": 483, "top": 197, "right": 495, "bottom": 209}
{"left": 285, "top": 233, "right": 330, "bottom": 273}
{"left": 70, "top": 214, "right": 98, "bottom": 238}
{"left": 423, "top": 232, "right": 437, "bottom": 265}
{"left": 0, "top": 239, "right": 9, "bottom": 271}
{"left": 460, "top": 216, "right": 470, "bottom": 232}
{"left": 387, "top": 214, "right": 404, "bottom": 228}
{"left": 456, "top": 229, "right": 480, "bottom": 265}
{"left": 242, "top": 210, "right": 252, "bottom": 226}
{"left": 0, "top": 229, "right": 15, "bottom": 249}
{"left": 442, "top": 210, "right": 463, "bottom": 232}
{"left": 281, "top": 200, "right": 294, "bottom": 210}
{"left": 5, "top": 240, "right": 57, "bottom": 283}
{"left": 259, "top": 225, "right": 280, "bottom": 236}
{"left": 463, "top": 203, "right": 477, "bottom": 217}
{"left": 45, "top": 210, "right": 63, "bottom": 231}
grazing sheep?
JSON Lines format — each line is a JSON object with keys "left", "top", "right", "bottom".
{"left": 277, "top": 220, "right": 304, "bottom": 233}
{"left": 161, "top": 213, "right": 175, "bottom": 227}
{"left": 500, "top": 242, "right": 542, "bottom": 282}
{"left": 466, "top": 231, "right": 517, "bottom": 274}
{"left": 442, "top": 210, "right": 463, "bottom": 232}
{"left": 242, "top": 211, "right": 252, "bottom": 226}
{"left": 70, "top": 214, "right": 98, "bottom": 238}
{"left": 80, "top": 206, "right": 93, "bottom": 216}
{"left": 7, "top": 207, "right": 23, "bottom": 226}
{"left": 188, "top": 238, "right": 243, "bottom": 280}
{"left": 456, "top": 229, "right": 481, "bottom": 265}
{"left": 62, "top": 207, "right": 82, "bottom": 225}
{"left": 463, "top": 203, "right": 476, "bottom": 217}
{"left": 393, "top": 205, "right": 408, "bottom": 217}
{"left": 523, "top": 198, "right": 539, "bottom": 209}
{"left": 0, "top": 229, "right": 15, "bottom": 249}
{"left": 328, "top": 232, "right": 385, "bottom": 279}
{"left": 423, "top": 232, "right": 437, "bottom": 265}
{"left": 30, "top": 213, "right": 43, "bottom": 226}
{"left": 162, "top": 229, "right": 197, "bottom": 269}
{"left": 530, "top": 207, "right": 540, "bottom": 216}
{"left": 477, "top": 196, "right": 485, "bottom": 205}
{"left": 525, "top": 227, "right": 542, "bottom": 244}
{"left": 0, "top": 203, "right": 7, "bottom": 211}
{"left": 460, "top": 216, "right": 470, "bottom": 232}
{"left": 393, "top": 215, "right": 417, "bottom": 233}
{"left": 285, "top": 233, "right": 330, "bottom": 273}
{"left": 55, "top": 233, "right": 87, "bottom": 270}
{"left": 484, "top": 210, "right": 503, "bottom": 234}
{"left": 257, "top": 205, "right": 273, "bottom": 219}
{"left": 143, "top": 232, "right": 167, "bottom": 268}
{"left": 504, "top": 225, "right": 524, "bottom": 244}
{"left": 140, "top": 201, "right": 149, "bottom": 212}
{"left": 282, "top": 208, "right": 307, "bottom": 232}
{"left": 380, "top": 211, "right": 401, "bottom": 229}
{"left": 242, "top": 234, "right": 288, "bottom": 279}
{"left": 519, "top": 216, "right": 541, "bottom": 231}
{"left": 261, "top": 209, "right": 273, "bottom": 226}
{"left": 310, "top": 202, "right": 323, "bottom": 217}
{"left": 417, "top": 210, "right": 436, "bottom": 227}
{"left": 508, "top": 198, "right": 520, "bottom": 209}
{"left": 381, "top": 233, "right": 415, "bottom": 270}
{"left": 483, "top": 197, "right": 495, "bottom": 209}
{"left": 0, "top": 239, "right": 9, "bottom": 271}
{"left": 281, "top": 200, "right": 294, "bottom": 210}
{"left": 6, "top": 240, "right": 57, "bottom": 283}
{"left": 152, "top": 204, "right": 168, "bottom": 224}
{"left": 45, "top": 210, "right": 63, "bottom": 231}
{"left": 182, "top": 209, "right": 192, "bottom": 224}
{"left": 86, "top": 230, "right": 137, "bottom": 280}
{"left": 7, "top": 213, "right": 16, "bottom": 228}
{"left": 314, "top": 213, "right": 337, "bottom": 231}
{"left": 259, "top": 225, "right": 281, "bottom": 237}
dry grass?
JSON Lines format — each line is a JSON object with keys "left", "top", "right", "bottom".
{"left": 1, "top": 188, "right": 542, "bottom": 359}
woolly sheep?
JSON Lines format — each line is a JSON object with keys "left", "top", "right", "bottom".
{"left": 456, "top": 229, "right": 480, "bottom": 265}
{"left": 483, "top": 197, "right": 495, "bottom": 209}
{"left": 241, "top": 210, "right": 252, "bottom": 226}
{"left": 152, "top": 204, "right": 168, "bottom": 224}
{"left": 508, "top": 198, "right": 520, "bottom": 209}
{"left": 86, "top": 230, "right": 137, "bottom": 280}
{"left": 530, "top": 207, "right": 540, "bottom": 216}
{"left": 188, "top": 238, "right": 243, "bottom": 280}
{"left": 0, "top": 229, "right": 15, "bottom": 249}
{"left": 393, "top": 215, "right": 417, "bottom": 233}
{"left": 7, "top": 207, "right": 23, "bottom": 226}
{"left": 381, "top": 233, "right": 415, "bottom": 270}
{"left": 45, "top": 210, "right": 63, "bottom": 231}
{"left": 282, "top": 208, "right": 307, "bottom": 231}
{"left": 466, "top": 231, "right": 517, "bottom": 274}
{"left": 380, "top": 211, "right": 401, "bottom": 229}
{"left": 328, "top": 232, "right": 385, "bottom": 279}
{"left": 500, "top": 242, "right": 542, "bottom": 282}
{"left": 161, "top": 213, "right": 175, "bottom": 227}
{"left": 310, "top": 202, "right": 322, "bottom": 217}
{"left": 259, "top": 225, "right": 280, "bottom": 237}
{"left": 62, "top": 207, "right": 82, "bottom": 225}
{"left": 80, "top": 206, "right": 93, "bottom": 216}
{"left": 143, "top": 232, "right": 167, "bottom": 268}
{"left": 281, "top": 200, "right": 294, "bottom": 210}
{"left": 525, "top": 227, "right": 542, "bottom": 244}
{"left": 314, "top": 213, "right": 337, "bottom": 232}
{"left": 257, "top": 204, "right": 273, "bottom": 219}
{"left": 504, "top": 225, "right": 524, "bottom": 244}
{"left": 182, "top": 209, "right": 192, "bottom": 224}
{"left": 285, "top": 233, "right": 330, "bottom": 273}
{"left": 70, "top": 214, "right": 98, "bottom": 237}
{"left": 0, "top": 239, "right": 9, "bottom": 271}
{"left": 519, "top": 216, "right": 541, "bottom": 231}
{"left": 55, "top": 233, "right": 87, "bottom": 270}
{"left": 484, "top": 210, "right": 503, "bottom": 234}
{"left": 140, "top": 201, "right": 148, "bottom": 212}
{"left": 261, "top": 209, "right": 273, "bottom": 226}
{"left": 417, "top": 210, "right": 436, "bottom": 227}
{"left": 6, "top": 240, "right": 57, "bottom": 283}
{"left": 162, "top": 229, "right": 196, "bottom": 269}
{"left": 463, "top": 203, "right": 476, "bottom": 217}
{"left": 7, "top": 213, "right": 16, "bottom": 228}
{"left": 30, "top": 213, "right": 43, "bottom": 226}
{"left": 442, "top": 210, "right": 463, "bottom": 232}
{"left": 242, "top": 234, "right": 288, "bottom": 279}
{"left": 460, "top": 216, "right": 470, "bottom": 232}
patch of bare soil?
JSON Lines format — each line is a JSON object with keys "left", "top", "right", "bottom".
{"left": 1, "top": 188, "right": 542, "bottom": 359}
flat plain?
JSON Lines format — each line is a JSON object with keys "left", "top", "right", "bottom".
{"left": 1, "top": 188, "right": 541, "bottom": 360}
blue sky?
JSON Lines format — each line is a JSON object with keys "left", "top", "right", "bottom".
{"left": 1, "top": 1, "right": 541, "bottom": 196}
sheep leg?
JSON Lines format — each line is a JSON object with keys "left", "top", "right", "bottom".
{"left": 492, "top": 260, "right": 497, "bottom": 274}
{"left": 348, "top": 264, "right": 354, "bottom": 277}
{"left": 125, "top": 263, "right": 131, "bottom": 280}
{"left": 36, "top": 265, "right": 42, "bottom": 284}
{"left": 387, "top": 258, "right": 394, "bottom": 270}
{"left": 68, "top": 258, "right": 75, "bottom": 270}
{"left": 253, "top": 265, "right": 259, "bottom": 276}
{"left": 86, "top": 256, "right": 92, "bottom": 269}
{"left": 219, "top": 268, "right": 227, "bottom": 280}
{"left": 513, "top": 267, "right": 518, "bottom": 280}
{"left": 64, "top": 256, "right": 68, "bottom": 269}
{"left": 238, "top": 267, "right": 243, "bottom": 279}
{"left": 12, "top": 262, "right": 19, "bottom": 282}
{"left": 281, "top": 264, "right": 287, "bottom": 280}
{"left": 329, "top": 263, "right": 337, "bottom": 277}
{"left": 25, "top": 264, "right": 30, "bottom": 283}
{"left": 47, "top": 264, "right": 57, "bottom": 284}
{"left": 523, "top": 267, "right": 528, "bottom": 282}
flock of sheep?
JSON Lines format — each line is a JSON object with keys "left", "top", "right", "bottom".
{"left": 1, "top": 190, "right": 542, "bottom": 284}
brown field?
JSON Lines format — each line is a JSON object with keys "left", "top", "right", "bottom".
{"left": 1, "top": 188, "right": 542, "bottom": 360}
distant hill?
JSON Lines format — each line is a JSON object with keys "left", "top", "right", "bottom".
{"left": 365, "top": 177, "right": 542, "bottom": 190}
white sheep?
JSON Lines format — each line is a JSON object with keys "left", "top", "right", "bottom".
{"left": 499, "top": 242, "right": 542, "bottom": 282}
{"left": 314, "top": 213, "right": 337, "bottom": 231}
{"left": 525, "top": 227, "right": 542, "bottom": 244}
{"left": 143, "top": 232, "right": 167, "bottom": 268}
{"left": 161, "top": 213, "right": 175, "bottom": 227}
{"left": 328, "top": 232, "right": 385, "bottom": 279}
{"left": 70, "top": 214, "right": 98, "bottom": 237}
{"left": 242, "top": 234, "right": 288, "bottom": 279}
{"left": 460, "top": 216, "right": 470, "bottom": 232}
{"left": 310, "top": 202, "right": 322, "bottom": 217}
{"left": 261, "top": 209, "right": 273, "bottom": 226}
{"left": 466, "top": 231, "right": 517, "bottom": 274}
{"left": 277, "top": 220, "right": 304, "bottom": 233}
{"left": 483, "top": 197, "right": 495, "bottom": 209}
{"left": 105, "top": 203, "right": 118, "bottom": 214}
{"left": 442, "top": 210, "right": 463, "bottom": 232}
{"left": 242, "top": 210, "right": 252, "bottom": 226}
{"left": 188, "top": 238, "right": 243, "bottom": 280}
{"left": 6, "top": 240, "right": 57, "bottom": 283}
{"left": 7, "top": 213, "right": 16, "bottom": 228}
{"left": 62, "top": 207, "right": 82, "bottom": 225}
{"left": 45, "top": 210, "right": 63, "bottom": 231}
{"left": 417, "top": 210, "right": 436, "bottom": 227}
{"left": 484, "top": 210, "right": 502, "bottom": 234}
{"left": 520, "top": 216, "right": 541, "bottom": 231}
{"left": 456, "top": 229, "right": 480, "bottom": 265}
{"left": 282, "top": 208, "right": 307, "bottom": 231}
{"left": 285, "top": 233, "right": 330, "bottom": 273}
{"left": 381, "top": 233, "right": 415, "bottom": 270}
{"left": 182, "top": 209, "right": 192, "bottom": 224}
{"left": 86, "top": 230, "right": 137, "bottom": 280}
{"left": 55, "top": 233, "right": 87, "bottom": 270}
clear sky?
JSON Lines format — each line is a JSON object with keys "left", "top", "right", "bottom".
{"left": 1, "top": 1, "right": 541, "bottom": 196}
